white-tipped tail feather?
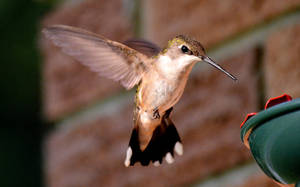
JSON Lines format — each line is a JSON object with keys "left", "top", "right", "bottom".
{"left": 153, "top": 160, "right": 160, "bottom": 167}
{"left": 124, "top": 147, "right": 132, "bottom": 167}
{"left": 165, "top": 152, "right": 174, "bottom": 164}
{"left": 174, "top": 142, "right": 183, "bottom": 156}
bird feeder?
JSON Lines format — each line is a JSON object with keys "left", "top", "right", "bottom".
{"left": 240, "top": 94, "right": 300, "bottom": 187}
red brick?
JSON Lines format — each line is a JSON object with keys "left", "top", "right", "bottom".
{"left": 40, "top": 0, "right": 133, "bottom": 120}
{"left": 264, "top": 24, "right": 300, "bottom": 99}
{"left": 45, "top": 49, "right": 259, "bottom": 187}
{"left": 143, "top": 0, "right": 300, "bottom": 47}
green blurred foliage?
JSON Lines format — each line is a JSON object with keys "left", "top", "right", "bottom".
{"left": 0, "top": 0, "right": 53, "bottom": 186}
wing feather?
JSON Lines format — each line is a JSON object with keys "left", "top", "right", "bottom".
{"left": 43, "top": 25, "right": 149, "bottom": 89}
{"left": 123, "top": 38, "right": 161, "bottom": 57}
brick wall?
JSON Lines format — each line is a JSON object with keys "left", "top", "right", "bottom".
{"left": 40, "top": 0, "right": 300, "bottom": 186}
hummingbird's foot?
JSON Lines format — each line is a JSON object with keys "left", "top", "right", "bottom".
{"left": 153, "top": 108, "right": 160, "bottom": 119}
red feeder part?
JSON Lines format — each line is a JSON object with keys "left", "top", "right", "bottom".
{"left": 264, "top": 94, "right": 292, "bottom": 109}
{"left": 240, "top": 94, "right": 292, "bottom": 128}
{"left": 240, "top": 112, "right": 257, "bottom": 128}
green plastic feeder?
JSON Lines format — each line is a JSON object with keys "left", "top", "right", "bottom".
{"left": 240, "top": 94, "right": 300, "bottom": 186}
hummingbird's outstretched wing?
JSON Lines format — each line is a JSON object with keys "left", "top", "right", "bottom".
{"left": 43, "top": 25, "right": 149, "bottom": 90}
{"left": 123, "top": 39, "right": 161, "bottom": 58}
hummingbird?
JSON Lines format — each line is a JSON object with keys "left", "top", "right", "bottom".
{"left": 43, "top": 25, "right": 237, "bottom": 167}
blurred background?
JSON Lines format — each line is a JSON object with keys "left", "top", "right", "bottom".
{"left": 2, "top": 0, "right": 300, "bottom": 186}
{"left": 0, "top": 0, "right": 52, "bottom": 186}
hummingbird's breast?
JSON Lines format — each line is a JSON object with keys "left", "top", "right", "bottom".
{"left": 133, "top": 56, "right": 194, "bottom": 150}
{"left": 137, "top": 66, "right": 191, "bottom": 113}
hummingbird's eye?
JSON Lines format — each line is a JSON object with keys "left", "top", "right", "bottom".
{"left": 181, "top": 45, "right": 189, "bottom": 54}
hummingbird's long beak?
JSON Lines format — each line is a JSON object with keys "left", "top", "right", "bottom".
{"left": 201, "top": 56, "right": 237, "bottom": 81}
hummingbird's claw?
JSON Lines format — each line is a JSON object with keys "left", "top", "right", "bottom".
{"left": 153, "top": 108, "right": 160, "bottom": 119}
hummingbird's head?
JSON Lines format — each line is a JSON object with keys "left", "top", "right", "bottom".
{"left": 164, "top": 35, "right": 237, "bottom": 81}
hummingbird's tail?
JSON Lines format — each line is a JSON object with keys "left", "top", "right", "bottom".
{"left": 124, "top": 108, "right": 183, "bottom": 167}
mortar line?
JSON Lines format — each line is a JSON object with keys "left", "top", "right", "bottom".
{"left": 57, "top": 90, "right": 134, "bottom": 131}
{"left": 255, "top": 46, "right": 267, "bottom": 110}
{"left": 192, "top": 161, "right": 263, "bottom": 187}
{"left": 57, "top": 11, "right": 300, "bottom": 129}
